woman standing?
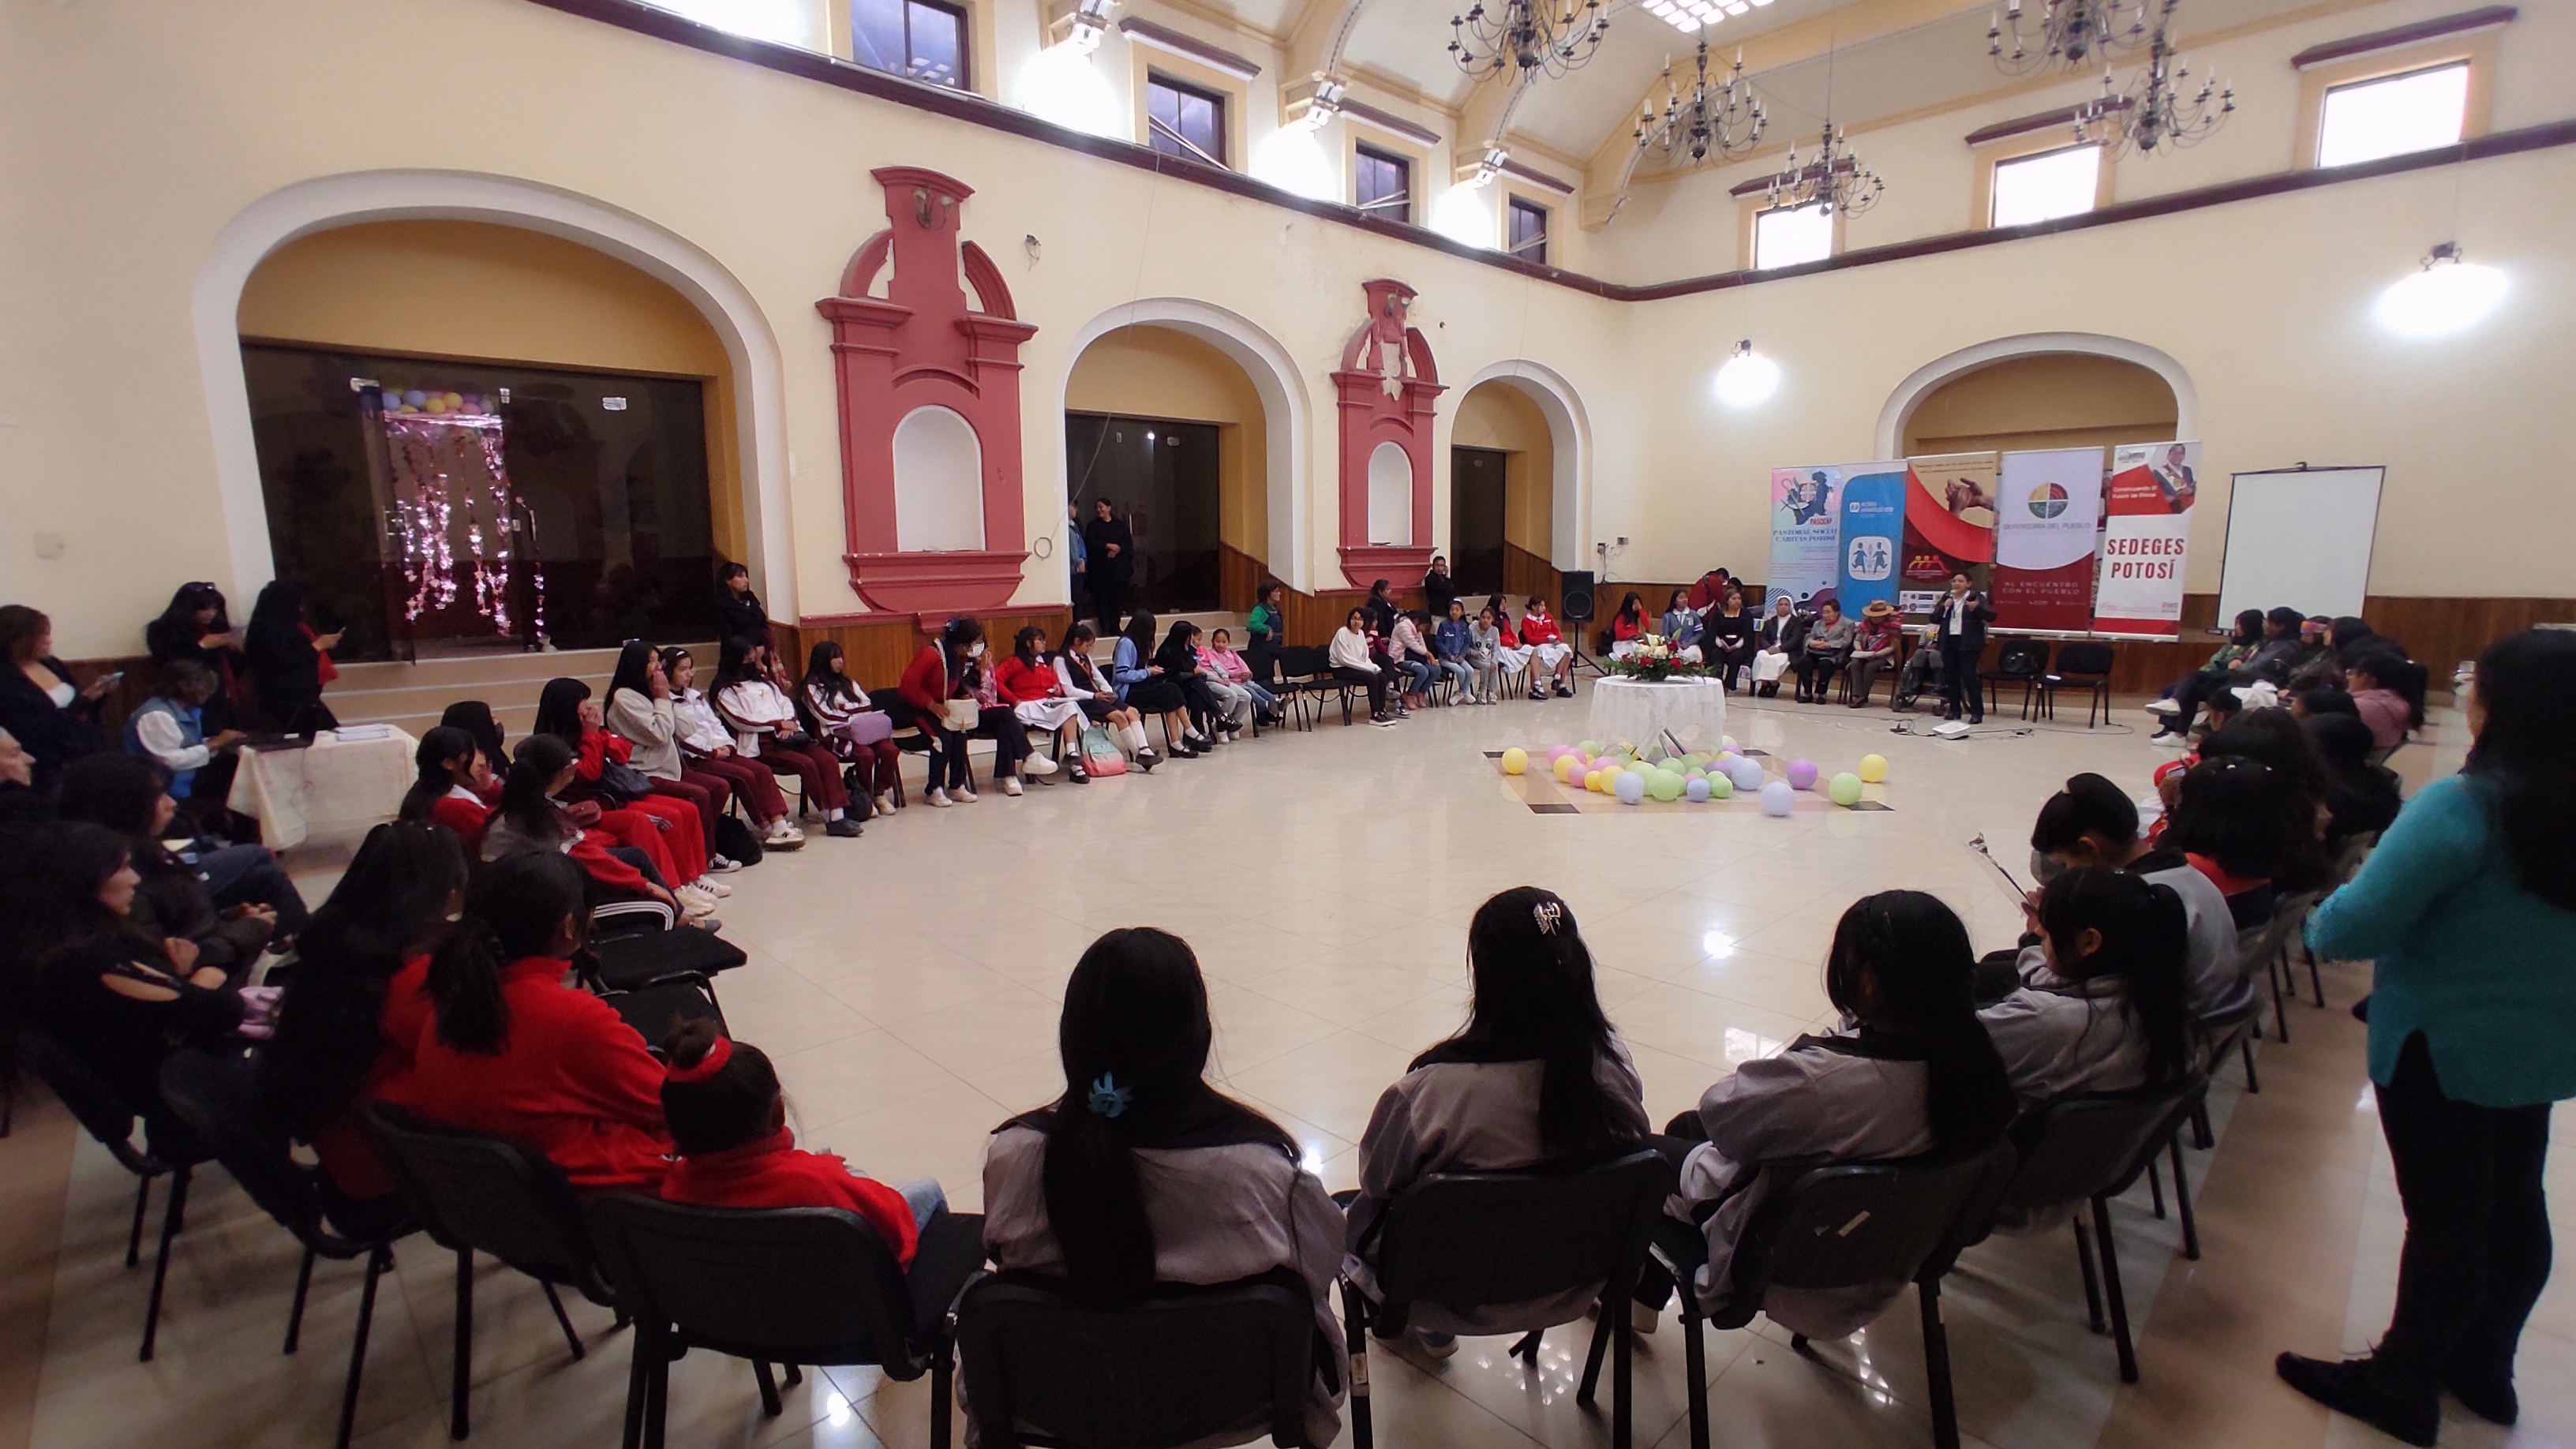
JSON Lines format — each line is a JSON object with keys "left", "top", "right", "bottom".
{"left": 242, "top": 580, "right": 341, "bottom": 734}
{"left": 0, "top": 605, "right": 110, "bottom": 787}
{"left": 713, "top": 561, "right": 770, "bottom": 652}
{"left": 2277, "top": 630, "right": 2576, "bottom": 1446}
{"left": 144, "top": 582, "right": 246, "bottom": 734}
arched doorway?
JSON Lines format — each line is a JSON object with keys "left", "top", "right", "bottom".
{"left": 1064, "top": 323, "right": 1275, "bottom": 616}
{"left": 1449, "top": 363, "right": 1586, "bottom": 599}
{"left": 1900, "top": 352, "right": 2181, "bottom": 458}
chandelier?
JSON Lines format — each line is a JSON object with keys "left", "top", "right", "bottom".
{"left": 1449, "top": 0, "right": 1608, "bottom": 82}
{"left": 2073, "top": 21, "right": 2231, "bottom": 157}
{"left": 1766, "top": 119, "right": 1883, "bottom": 218}
{"left": 1989, "top": 0, "right": 2160, "bottom": 76}
{"left": 1634, "top": 43, "right": 1767, "bottom": 167}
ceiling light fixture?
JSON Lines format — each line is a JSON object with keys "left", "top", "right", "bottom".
{"left": 1292, "top": 77, "right": 1346, "bottom": 129}
{"left": 1638, "top": 0, "right": 1770, "bottom": 40}
{"left": 1714, "top": 340, "right": 1780, "bottom": 406}
{"left": 1634, "top": 42, "right": 1766, "bottom": 167}
{"left": 2374, "top": 242, "right": 2508, "bottom": 337}
{"left": 2072, "top": 13, "right": 2232, "bottom": 158}
{"left": 1989, "top": 0, "right": 2155, "bottom": 76}
{"left": 1766, "top": 119, "right": 1882, "bottom": 218}
{"left": 1449, "top": 0, "right": 1608, "bottom": 82}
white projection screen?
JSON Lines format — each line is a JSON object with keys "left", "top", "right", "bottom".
{"left": 2216, "top": 466, "right": 2385, "bottom": 623}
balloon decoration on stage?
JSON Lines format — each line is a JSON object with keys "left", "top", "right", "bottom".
{"left": 376, "top": 394, "right": 545, "bottom": 641}
{"left": 1498, "top": 736, "right": 1891, "bottom": 814}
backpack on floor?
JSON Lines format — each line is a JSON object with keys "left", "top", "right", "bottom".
{"left": 713, "top": 812, "right": 765, "bottom": 867}
{"left": 1080, "top": 724, "right": 1128, "bottom": 777}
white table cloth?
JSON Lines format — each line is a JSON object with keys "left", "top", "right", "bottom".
{"left": 226, "top": 725, "right": 417, "bottom": 850}
{"left": 1585, "top": 676, "right": 1728, "bottom": 751}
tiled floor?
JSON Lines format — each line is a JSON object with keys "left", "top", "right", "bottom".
{"left": 10, "top": 687, "right": 2560, "bottom": 1449}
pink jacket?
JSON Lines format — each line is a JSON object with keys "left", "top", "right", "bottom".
{"left": 1196, "top": 644, "right": 1252, "bottom": 683}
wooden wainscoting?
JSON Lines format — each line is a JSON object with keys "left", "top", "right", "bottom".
{"left": 778, "top": 608, "right": 1076, "bottom": 692}
{"left": 1501, "top": 544, "right": 1560, "bottom": 616}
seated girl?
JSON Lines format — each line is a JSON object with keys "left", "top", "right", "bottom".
{"left": 2305, "top": 712, "right": 2402, "bottom": 855}
{"left": 1981, "top": 868, "right": 2196, "bottom": 1107}
{"left": 400, "top": 725, "right": 496, "bottom": 857}
{"left": 1348, "top": 888, "right": 1647, "bottom": 1354}
{"left": 657, "top": 1020, "right": 945, "bottom": 1264}
{"left": 605, "top": 642, "right": 752, "bottom": 859}
{"left": 799, "top": 640, "right": 903, "bottom": 816}
{"left": 981, "top": 927, "right": 1344, "bottom": 1447}
{"left": 1664, "top": 892, "right": 2016, "bottom": 1340}
{"left": 1196, "top": 627, "right": 1281, "bottom": 728}
{"left": 1328, "top": 608, "right": 1395, "bottom": 725}
{"left": 1484, "top": 593, "right": 1533, "bottom": 693}
{"left": 57, "top": 754, "right": 279, "bottom": 975}
{"left": 1387, "top": 611, "right": 1439, "bottom": 710}
{"left": 904, "top": 616, "right": 1032, "bottom": 802}
{"left": 1608, "top": 592, "right": 1649, "bottom": 657}
{"left": 1520, "top": 597, "right": 1574, "bottom": 698}
{"left": 384, "top": 851, "right": 674, "bottom": 1193}
{"left": 264, "top": 821, "right": 468, "bottom": 1206}
{"left": 1466, "top": 606, "right": 1503, "bottom": 705}
{"left": 995, "top": 625, "right": 1091, "bottom": 782}
{"left": 1431, "top": 601, "right": 1478, "bottom": 704}
{"left": 1111, "top": 613, "right": 1206, "bottom": 758}
{"left": 437, "top": 701, "right": 511, "bottom": 796}
{"left": 664, "top": 647, "right": 801, "bottom": 848}
{"left": 2166, "top": 754, "right": 2309, "bottom": 929}
{"left": 2024, "top": 772, "right": 2247, "bottom": 1023}
{"left": 2342, "top": 646, "right": 2424, "bottom": 754}
{"left": 711, "top": 638, "right": 860, "bottom": 837}
{"left": 1154, "top": 620, "right": 1236, "bottom": 743}
{"left": 534, "top": 677, "right": 717, "bottom": 903}
{"left": 1659, "top": 590, "right": 1705, "bottom": 657}
{"left": 1053, "top": 623, "right": 1156, "bottom": 769}
{"left": 482, "top": 734, "right": 706, "bottom": 923}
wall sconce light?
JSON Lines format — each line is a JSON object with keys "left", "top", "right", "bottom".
{"left": 2374, "top": 242, "right": 2508, "bottom": 338}
{"left": 1714, "top": 339, "right": 1780, "bottom": 406}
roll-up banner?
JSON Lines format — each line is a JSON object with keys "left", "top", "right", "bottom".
{"left": 1767, "top": 466, "right": 1844, "bottom": 613}
{"left": 1992, "top": 447, "right": 2106, "bottom": 631}
{"left": 2094, "top": 441, "right": 2200, "bottom": 636}
{"left": 1835, "top": 466, "right": 1908, "bottom": 616}
{"left": 1900, "top": 451, "right": 1998, "bottom": 616}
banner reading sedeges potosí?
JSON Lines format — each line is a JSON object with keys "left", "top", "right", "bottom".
{"left": 2092, "top": 441, "right": 2200, "bottom": 637}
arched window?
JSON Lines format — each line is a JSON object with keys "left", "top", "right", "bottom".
{"left": 892, "top": 405, "right": 985, "bottom": 552}
{"left": 1366, "top": 440, "right": 1413, "bottom": 547}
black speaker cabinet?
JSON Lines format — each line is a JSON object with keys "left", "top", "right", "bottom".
{"left": 1560, "top": 570, "right": 1597, "bottom": 623}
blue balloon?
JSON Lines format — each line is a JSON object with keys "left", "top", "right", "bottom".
{"left": 1727, "top": 756, "right": 1765, "bottom": 793}
{"left": 1685, "top": 777, "right": 1712, "bottom": 803}
{"left": 1615, "top": 772, "right": 1646, "bottom": 805}
{"left": 1761, "top": 781, "right": 1797, "bottom": 817}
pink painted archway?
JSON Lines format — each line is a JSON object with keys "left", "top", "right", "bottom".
{"left": 1331, "top": 279, "right": 1443, "bottom": 589}
{"left": 817, "top": 166, "right": 1037, "bottom": 617}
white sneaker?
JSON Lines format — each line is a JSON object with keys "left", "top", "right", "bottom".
{"left": 680, "top": 893, "right": 720, "bottom": 919}
{"left": 1002, "top": 777, "right": 1024, "bottom": 796}
{"left": 763, "top": 819, "right": 801, "bottom": 842}
{"left": 955, "top": 784, "right": 979, "bottom": 803}
{"left": 875, "top": 792, "right": 896, "bottom": 815}
{"left": 924, "top": 788, "right": 953, "bottom": 807}
{"left": 1024, "top": 754, "right": 1058, "bottom": 776}
{"left": 691, "top": 877, "right": 732, "bottom": 898}
{"left": 2144, "top": 698, "right": 2181, "bottom": 716}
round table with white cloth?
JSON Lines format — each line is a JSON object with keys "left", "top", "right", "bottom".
{"left": 226, "top": 724, "right": 417, "bottom": 850}
{"left": 1584, "top": 676, "right": 1728, "bottom": 752}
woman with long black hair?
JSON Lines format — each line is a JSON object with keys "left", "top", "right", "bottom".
{"left": 264, "top": 820, "right": 469, "bottom": 1204}
{"left": 242, "top": 579, "right": 341, "bottom": 733}
{"left": 1348, "top": 887, "right": 1648, "bottom": 1352}
{"left": 144, "top": 582, "right": 245, "bottom": 734}
{"left": 663, "top": 647, "right": 800, "bottom": 848}
{"left": 1980, "top": 868, "right": 2196, "bottom": 1105}
{"left": 711, "top": 637, "right": 858, "bottom": 835}
{"left": 1109, "top": 611, "right": 1204, "bottom": 756}
{"left": 534, "top": 676, "right": 716, "bottom": 896}
{"left": 56, "top": 753, "right": 296, "bottom": 972}
{"left": 1051, "top": 623, "right": 1155, "bottom": 769}
{"left": 605, "top": 641, "right": 738, "bottom": 856}
{"left": 797, "top": 640, "right": 904, "bottom": 814}
{"left": 980, "top": 927, "right": 1343, "bottom": 1446}
{"left": 1153, "top": 619, "right": 1230, "bottom": 743}
{"left": 480, "top": 734, "right": 703, "bottom": 922}
{"left": 1665, "top": 891, "right": 2016, "bottom": 1339}
{"left": 382, "top": 850, "right": 672, "bottom": 1192}
{"left": 2278, "top": 630, "right": 2576, "bottom": 1447}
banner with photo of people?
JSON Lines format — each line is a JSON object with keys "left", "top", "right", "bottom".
{"left": 1992, "top": 447, "right": 2106, "bottom": 630}
{"left": 1766, "top": 466, "right": 1845, "bottom": 613}
{"left": 1900, "top": 451, "right": 1998, "bottom": 615}
{"left": 2092, "top": 440, "right": 2200, "bottom": 636}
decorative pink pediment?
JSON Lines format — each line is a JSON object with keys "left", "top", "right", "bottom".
{"left": 816, "top": 167, "right": 1036, "bottom": 616}
{"left": 1329, "top": 279, "right": 1444, "bottom": 588}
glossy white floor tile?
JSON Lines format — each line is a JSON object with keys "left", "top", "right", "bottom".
{"left": 12, "top": 687, "right": 2544, "bottom": 1449}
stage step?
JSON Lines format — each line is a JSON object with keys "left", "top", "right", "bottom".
{"left": 329, "top": 642, "right": 718, "bottom": 740}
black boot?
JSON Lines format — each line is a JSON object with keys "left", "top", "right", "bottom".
{"left": 2275, "top": 1354, "right": 2438, "bottom": 1447}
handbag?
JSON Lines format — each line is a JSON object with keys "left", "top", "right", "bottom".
{"left": 1079, "top": 724, "right": 1127, "bottom": 777}
{"left": 941, "top": 698, "right": 981, "bottom": 732}
{"left": 712, "top": 812, "right": 764, "bottom": 867}
{"left": 597, "top": 759, "right": 657, "bottom": 807}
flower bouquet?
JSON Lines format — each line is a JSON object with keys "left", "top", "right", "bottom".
{"left": 1601, "top": 634, "right": 1711, "bottom": 683}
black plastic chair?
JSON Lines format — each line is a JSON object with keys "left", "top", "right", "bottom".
{"left": 1343, "top": 1149, "right": 1674, "bottom": 1449}
{"left": 1654, "top": 1140, "right": 2019, "bottom": 1449}
{"left": 955, "top": 1267, "right": 1321, "bottom": 1449}
{"left": 1980, "top": 638, "right": 2050, "bottom": 721}
{"left": 17, "top": 1027, "right": 205, "bottom": 1361}
{"left": 2239, "top": 892, "right": 2323, "bottom": 1046}
{"left": 588, "top": 1195, "right": 985, "bottom": 1449}
{"left": 158, "top": 1047, "right": 411, "bottom": 1449}
{"left": 1979, "top": 1073, "right": 2209, "bottom": 1384}
{"left": 1272, "top": 646, "right": 1346, "bottom": 731}
{"left": 360, "top": 1103, "right": 618, "bottom": 1439}
{"left": 2039, "top": 641, "right": 2116, "bottom": 727}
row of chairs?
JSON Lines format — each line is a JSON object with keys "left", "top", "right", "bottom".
{"left": 97, "top": 1030, "right": 2222, "bottom": 1449}
{"left": 1975, "top": 639, "right": 2119, "bottom": 728}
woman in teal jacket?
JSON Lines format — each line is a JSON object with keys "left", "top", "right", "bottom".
{"left": 2278, "top": 629, "right": 2576, "bottom": 1447}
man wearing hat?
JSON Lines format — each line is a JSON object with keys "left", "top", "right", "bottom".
{"left": 1847, "top": 599, "right": 1903, "bottom": 707}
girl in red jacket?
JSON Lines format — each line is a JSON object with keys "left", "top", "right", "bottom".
{"left": 534, "top": 678, "right": 720, "bottom": 907}
{"left": 384, "top": 850, "right": 675, "bottom": 1193}
{"left": 994, "top": 625, "right": 1088, "bottom": 782}
{"left": 399, "top": 725, "right": 497, "bottom": 859}
{"left": 657, "top": 1020, "right": 944, "bottom": 1264}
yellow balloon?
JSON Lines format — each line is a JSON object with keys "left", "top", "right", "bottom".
{"left": 1501, "top": 747, "right": 1529, "bottom": 776}
{"left": 1584, "top": 769, "right": 1604, "bottom": 792}
{"left": 1858, "top": 753, "right": 1890, "bottom": 784}
{"left": 1556, "top": 754, "right": 1578, "bottom": 782}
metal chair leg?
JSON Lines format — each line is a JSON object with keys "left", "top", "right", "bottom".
{"left": 2270, "top": 949, "right": 2290, "bottom": 1044}
{"left": 541, "top": 1282, "right": 586, "bottom": 1361}
{"left": 1577, "top": 1291, "right": 1614, "bottom": 1406}
{"left": 1509, "top": 1329, "right": 1542, "bottom": 1365}
{"left": 781, "top": 1365, "right": 803, "bottom": 1391}
{"left": 2147, "top": 1158, "right": 2166, "bottom": 1219}
{"left": 754, "top": 1360, "right": 783, "bottom": 1417}
{"left": 1919, "top": 1275, "right": 1961, "bottom": 1449}
{"left": 2170, "top": 1136, "right": 2201, "bottom": 1261}
{"left": 2071, "top": 1217, "right": 2106, "bottom": 1333}
{"left": 2306, "top": 944, "right": 2326, "bottom": 1009}
{"left": 2091, "top": 1196, "right": 2139, "bottom": 1383}
{"left": 1339, "top": 1281, "right": 1373, "bottom": 1449}
{"left": 1612, "top": 1288, "right": 1634, "bottom": 1449}
{"left": 286, "top": 1242, "right": 318, "bottom": 1354}
{"left": 451, "top": 1247, "right": 473, "bottom": 1440}
{"left": 2240, "top": 1031, "right": 2261, "bottom": 1093}
{"left": 127, "top": 1173, "right": 152, "bottom": 1268}
{"left": 620, "top": 1327, "right": 651, "bottom": 1449}
{"left": 2191, "top": 1101, "right": 2215, "bottom": 1151}
{"left": 1681, "top": 1298, "right": 1709, "bottom": 1449}
{"left": 642, "top": 1332, "right": 670, "bottom": 1449}
{"left": 930, "top": 1339, "right": 952, "bottom": 1449}
{"left": 335, "top": 1246, "right": 390, "bottom": 1449}
{"left": 140, "top": 1163, "right": 189, "bottom": 1361}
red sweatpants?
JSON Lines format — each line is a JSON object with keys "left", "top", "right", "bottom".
{"left": 684, "top": 754, "right": 788, "bottom": 827}
{"left": 758, "top": 741, "right": 848, "bottom": 813}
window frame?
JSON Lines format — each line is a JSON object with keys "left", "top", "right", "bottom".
{"left": 1747, "top": 199, "right": 1836, "bottom": 271}
{"left": 848, "top": 0, "right": 972, "bottom": 91}
{"left": 1986, "top": 140, "right": 2110, "bottom": 228}
{"left": 1144, "top": 69, "right": 1230, "bottom": 169}
{"left": 1354, "top": 144, "right": 1414, "bottom": 223}
{"left": 2292, "top": 26, "right": 2497, "bottom": 171}
{"left": 1505, "top": 196, "right": 1550, "bottom": 264}
{"left": 2314, "top": 60, "right": 2473, "bottom": 168}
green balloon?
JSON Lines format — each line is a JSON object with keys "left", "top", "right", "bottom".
{"left": 1578, "top": 739, "right": 1601, "bottom": 757}
{"left": 1708, "top": 773, "right": 1733, "bottom": 800}
{"left": 1648, "top": 773, "right": 1685, "bottom": 802}
{"left": 1829, "top": 772, "right": 1864, "bottom": 807}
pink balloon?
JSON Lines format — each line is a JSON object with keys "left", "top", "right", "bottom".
{"left": 1788, "top": 758, "right": 1820, "bottom": 791}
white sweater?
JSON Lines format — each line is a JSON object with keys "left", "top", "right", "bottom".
{"left": 1328, "top": 628, "right": 1378, "bottom": 673}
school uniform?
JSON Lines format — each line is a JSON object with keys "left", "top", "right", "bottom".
{"left": 661, "top": 1129, "right": 920, "bottom": 1267}
{"left": 715, "top": 677, "right": 850, "bottom": 813}
{"left": 2012, "top": 851, "right": 2250, "bottom": 1023}
{"left": 1980, "top": 978, "right": 2155, "bottom": 1104}
{"left": 1346, "top": 1040, "right": 1650, "bottom": 1334}
{"left": 307, "top": 955, "right": 432, "bottom": 1202}
{"left": 384, "top": 954, "right": 672, "bottom": 1192}
{"left": 672, "top": 687, "right": 792, "bottom": 827}
{"left": 608, "top": 688, "right": 734, "bottom": 849}
{"left": 428, "top": 785, "right": 494, "bottom": 858}
{"left": 982, "top": 1124, "right": 1345, "bottom": 1449}
{"left": 572, "top": 726, "right": 707, "bottom": 882}
{"left": 803, "top": 678, "right": 903, "bottom": 799}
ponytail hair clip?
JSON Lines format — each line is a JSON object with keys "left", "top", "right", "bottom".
{"left": 665, "top": 1035, "right": 733, "bottom": 1084}
{"left": 1532, "top": 900, "right": 1565, "bottom": 936}
{"left": 1087, "top": 1073, "right": 1133, "bottom": 1118}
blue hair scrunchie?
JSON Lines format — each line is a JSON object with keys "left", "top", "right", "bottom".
{"left": 1087, "top": 1073, "right": 1133, "bottom": 1119}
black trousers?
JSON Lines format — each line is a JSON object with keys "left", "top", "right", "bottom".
{"left": 2372, "top": 1032, "right": 2555, "bottom": 1392}
{"left": 1794, "top": 652, "right": 1844, "bottom": 699}
{"left": 2165, "top": 668, "right": 2251, "bottom": 733}
{"left": 1091, "top": 577, "right": 1130, "bottom": 637}
{"left": 1939, "top": 642, "right": 1983, "bottom": 721}
{"left": 1334, "top": 665, "right": 1387, "bottom": 716}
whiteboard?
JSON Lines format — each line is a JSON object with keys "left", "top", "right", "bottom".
{"left": 2215, "top": 467, "right": 2385, "bottom": 623}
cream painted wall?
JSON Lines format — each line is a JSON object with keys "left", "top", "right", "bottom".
{"left": 1904, "top": 353, "right": 2177, "bottom": 455}
{"left": 1451, "top": 380, "right": 1554, "bottom": 556}
{"left": 238, "top": 220, "right": 747, "bottom": 560}
{"left": 0, "top": 0, "right": 2567, "bottom": 657}
{"left": 1063, "top": 324, "right": 1269, "bottom": 560}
